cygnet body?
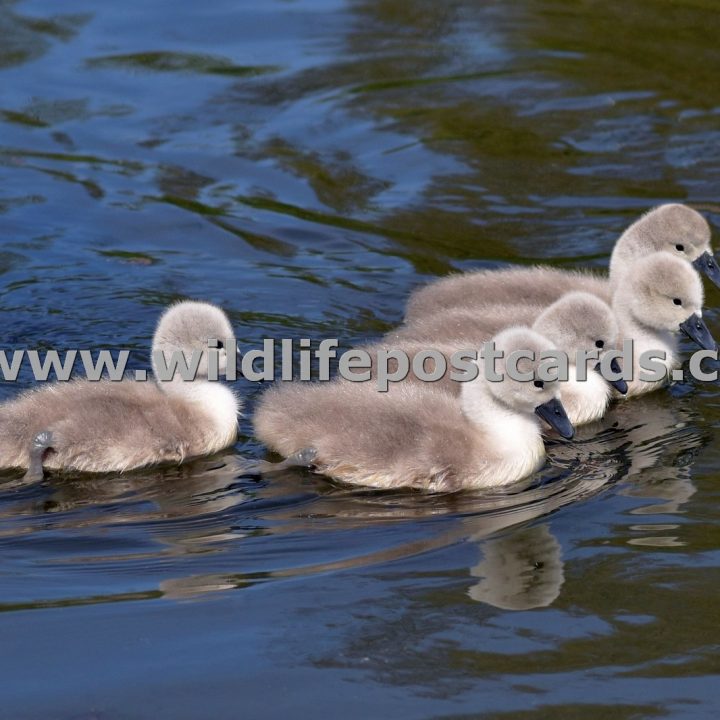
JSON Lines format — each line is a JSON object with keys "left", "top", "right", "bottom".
{"left": 254, "top": 327, "right": 574, "bottom": 492}
{"left": 0, "top": 301, "right": 240, "bottom": 477}
{"left": 405, "top": 204, "right": 715, "bottom": 324}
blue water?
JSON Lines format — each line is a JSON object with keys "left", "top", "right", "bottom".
{"left": 2, "top": 0, "right": 720, "bottom": 717}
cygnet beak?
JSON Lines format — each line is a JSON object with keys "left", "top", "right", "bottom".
{"left": 679, "top": 313, "right": 716, "bottom": 351}
{"left": 692, "top": 251, "right": 720, "bottom": 289}
{"left": 534, "top": 397, "right": 575, "bottom": 439}
{"left": 594, "top": 358, "right": 628, "bottom": 394}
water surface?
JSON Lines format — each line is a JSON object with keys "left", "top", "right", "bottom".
{"left": 1, "top": 0, "right": 720, "bottom": 717}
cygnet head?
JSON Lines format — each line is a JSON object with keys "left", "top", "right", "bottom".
{"left": 532, "top": 292, "right": 627, "bottom": 394}
{"left": 482, "top": 327, "right": 575, "bottom": 439}
{"left": 617, "top": 253, "right": 716, "bottom": 350}
{"left": 612, "top": 204, "right": 719, "bottom": 289}
{"left": 641, "top": 204, "right": 712, "bottom": 263}
{"left": 151, "top": 301, "right": 236, "bottom": 381}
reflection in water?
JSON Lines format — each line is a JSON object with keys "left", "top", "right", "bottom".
{"left": 468, "top": 524, "right": 564, "bottom": 610}
{"left": 0, "top": 1, "right": 89, "bottom": 71}
{"left": 0, "top": 386, "right": 706, "bottom": 611}
{"left": 54, "top": 388, "right": 699, "bottom": 611}
{"left": 465, "top": 391, "right": 706, "bottom": 609}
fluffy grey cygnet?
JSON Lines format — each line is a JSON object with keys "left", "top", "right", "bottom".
{"left": 612, "top": 252, "right": 714, "bottom": 396}
{"left": 404, "top": 204, "right": 716, "bottom": 323}
{"left": 254, "top": 327, "right": 574, "bottom": 492}
{"left": 0, "top": 301, "right": 240, "bottom": 478}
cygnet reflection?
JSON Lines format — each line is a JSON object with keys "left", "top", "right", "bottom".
{"left": 468, "top": 524, "right": 563, "bottom": 610}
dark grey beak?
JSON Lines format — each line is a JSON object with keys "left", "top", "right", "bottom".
{"left": 595, "top": 358, "right": 628, "bottom": 395}
{"left": 535, "top": 397, "right": 575, "bottom": 439}
{"left": 692, "top": 251, "right": 720, "bottom": 289}
{"left": 679, "top": 313, "right": 716, "bottom": 351}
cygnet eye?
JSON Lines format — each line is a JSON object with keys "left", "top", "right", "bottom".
{"left": 217, "top": 341, "right": 225, "bottom": 349}
{"left": 673, "top": 298, "right": 682, "bottom": 306}
{"left": 533, "top": 379, "right": 544, "bottom": 389}
{"left": 675, "top": 243, "right": 685, "bottom": 252}
{"left": 595, "top": 339, "right": 605, "bottom": 349}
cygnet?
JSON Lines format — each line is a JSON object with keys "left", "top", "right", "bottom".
{"left": 254, "top": 327, "right": 574, "bottom": 492}
{"left": 0, "top": 301, "right": 240, "bottom": 478}
{"left": 404, "top": 204, "right": 716, "bottom": 324}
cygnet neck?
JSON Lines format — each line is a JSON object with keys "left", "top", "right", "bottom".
{"left": 616, "top": 304, "right": 677, "bottom": 358}
{"left": 609, "top": 228, "right": 645, "bottom": 296}
{"left": 562, "top": 364, "right": 611, "bottom": 425}
{"left": 460, "top": 376, "right": 543, "bottom": 459}
{"left": 612, "top": 297, "right": 678, "bottom": 391}
{"left": 157, "top": 377, "right": 240, "bottom": 439}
